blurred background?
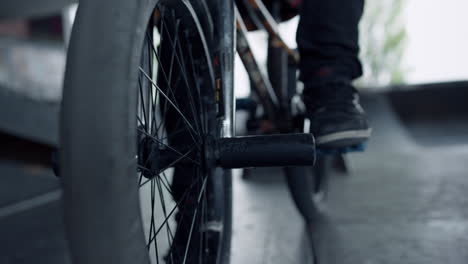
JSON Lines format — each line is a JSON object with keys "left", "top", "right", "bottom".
{"left": 1, "top": 0, "right": 468, "bottom": 263}
{"left": 234, "top": 0, "right": 468, "bottom": 98}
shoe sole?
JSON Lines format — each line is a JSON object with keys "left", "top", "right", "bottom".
{"left": 315, "top": 128, "right": 372, "bottom": 148}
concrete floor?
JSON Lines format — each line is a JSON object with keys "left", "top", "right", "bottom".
{"left": 1, "top": 91, "right": 468, "bottom": 263}
{"left": 231, "top": 167, "right": 314, "bottom": 264}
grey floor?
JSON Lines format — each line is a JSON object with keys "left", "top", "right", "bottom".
{"left": 1, "top": 92, "right": 468, "bottom": 263}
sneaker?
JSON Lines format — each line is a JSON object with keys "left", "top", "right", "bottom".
{"left": 303, "top": 82, "right": 371, "bottom": 148}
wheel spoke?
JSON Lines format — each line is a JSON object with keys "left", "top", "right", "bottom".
{"left": 147, "top": 180, "right": 157, "bottom": 249}
{"left": 186, "top": 38, "right": 206, "bottom": 135}
{"left": 147, "top": 176, "right": 200, "bottom": 245}
{"left": 138, "top": 167, "right": 173, "bottom": 196}
{"left": 137, "top": 115, "right": 146, "bottom": 128}
{"left": 139, "top": 67, "right": 198, "bottom": 137}
{"left": 161, "top": 171, "right": 173, "bottom": 196}
{"left": 154, "top": 174, "right": 175, "bottom": 260}
{"left": 147, "top": 25, "right": 201, "bottom": 147}
{"left": 137, "top": 127, "right": 200, "bottom": 165}
{"left": 161, "top": 19, "right": 203, "bottom": 137}
{"left": 138, "top": 145, "right": 197, "bottom": 188}
{"left": 156, "top": 146, "right": 197, "bottom": 172}
{"left": 158, "top": 126, "right": 186, "bottom": 142}
{"left": 167, "top": 20, "right": 179, "bottom": 87}
{"left": 174, "top": 32, "right": 203, "bottom": 137}
{"left": 138, "top": 77, "right": 149, "bottom": 132}
{"left": 155, "top": 20, "right": 178, "bottom": 139}
{"left": 182, "top": 176, "right": 207, "bottom": 264}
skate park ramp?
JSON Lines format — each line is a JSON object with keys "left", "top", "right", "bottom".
{"left": 388, "top": 81, "right": 468, "bottom": 147}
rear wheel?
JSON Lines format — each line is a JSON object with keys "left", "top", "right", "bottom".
{"left": 285, "top": 156, "right": 330, "bottom": 221}
{"left": 61, "top": 1, "right": 231, "bottom": 263}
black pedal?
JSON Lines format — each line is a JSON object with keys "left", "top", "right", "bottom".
{"left": 217, "top": 133, "right": 315, "bottom": 168}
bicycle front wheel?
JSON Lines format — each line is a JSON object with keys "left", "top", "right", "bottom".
{"left": 61, "top": 0, "right": 232, "bottom": 263}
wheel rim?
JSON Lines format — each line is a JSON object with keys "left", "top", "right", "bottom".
{"left": 136, "top": 2, "right": 222, "bottom": 263}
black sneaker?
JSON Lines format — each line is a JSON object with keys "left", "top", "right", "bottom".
{"left": 303, "top": 82, "right": 371, "bottom": 148}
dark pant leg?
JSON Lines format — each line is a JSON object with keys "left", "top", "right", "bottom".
{"left": 296, "top": 0, "right": 364, "bottom": 84}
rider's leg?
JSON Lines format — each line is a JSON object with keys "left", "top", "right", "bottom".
{"left": 296, "top": 0, "right": 371, "bottom": 148}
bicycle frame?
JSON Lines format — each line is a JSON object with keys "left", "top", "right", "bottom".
{"left": 206, "top": 0, "right": 300, "bottom": 135}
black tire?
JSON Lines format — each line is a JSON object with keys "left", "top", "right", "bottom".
{"left": 285, "top": 156, "right": 331, "bottom": 221}
{"left": 61, "top": 0, "right": 232, "bottom": 263}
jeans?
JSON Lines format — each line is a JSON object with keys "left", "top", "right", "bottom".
{"left": 296, "top": 0, "right": 364, "bottom": 84}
